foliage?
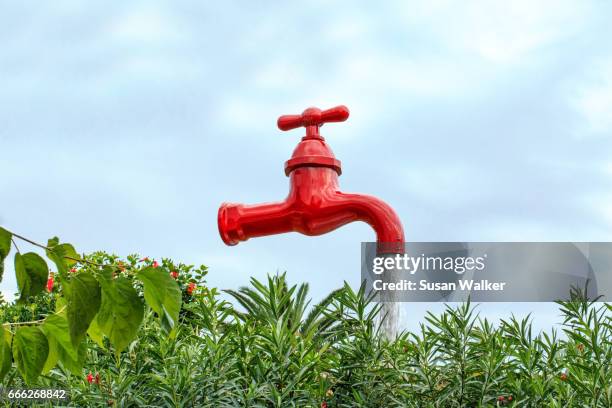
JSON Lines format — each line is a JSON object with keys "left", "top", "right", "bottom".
{"left": 0, "top": 228, "right": 611, "bottom": 407}
{"left": 0, "top": 227, "right": 182, "bottom": 386}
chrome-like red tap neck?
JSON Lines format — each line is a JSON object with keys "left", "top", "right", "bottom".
{"left": 304, "top": 125, "right": 321, "bottom": 139}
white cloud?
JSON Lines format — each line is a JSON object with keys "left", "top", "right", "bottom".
{"left": 108, "top": 5, "right": 184, "bottom": 44}
{"left": 219, "top": 0, "right": 595, "bottom": 146}
{"left": 571, "top": 59, "right": 612, "bottom": 134}
{"left": 253, "top": 61, "right": 308, "bottom": 90}
{"left": 394, "top": 0, "right": 592, "bottom": 63}
{"left": 399, "top": 163, "right": 474, "bottom": 204}
{"left": 589, "top": 163, "right": 612, "bottom": 228}
{"left": 323, "top": 15, "right": 370, "bottom": 42}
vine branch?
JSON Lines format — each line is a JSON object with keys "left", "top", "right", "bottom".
{"left": 3, "top": 318, "right": 45, "bottom": 327}
{"left": 3, "top": 306, "right": 68, "bottom": 327}
{"left": 5, "top": 228, "right": 110, "bottom": 268}
{"left": 10, "top": 237, "right": 20, "bottom": 254}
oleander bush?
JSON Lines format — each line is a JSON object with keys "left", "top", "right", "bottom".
{"left": 0, "top": 229, "right": 611, "bottom": 407}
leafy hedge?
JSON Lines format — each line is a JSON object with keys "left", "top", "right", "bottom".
{"left": 0, "top": 230, "right": 611, "bottom": 407}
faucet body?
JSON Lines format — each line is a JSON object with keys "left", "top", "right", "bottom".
{"left": 218, "top": 106, "right": 404, "bottom": 254}
{"left": 219, "top": 166, "right": 404, "bottom": 252}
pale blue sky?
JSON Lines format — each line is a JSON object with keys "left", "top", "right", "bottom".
{"left": 1, "top": 1, "right": 611, "bottom": 331}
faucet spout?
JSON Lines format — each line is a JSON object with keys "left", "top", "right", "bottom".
{"left": 218, "top": 167, "right": 404, "bottom": 253}
{"left": 330, "top": 191, "right": 405, "bottom": 253}
{"left": 218, "top": 200, "right": 293, "bottom": 245}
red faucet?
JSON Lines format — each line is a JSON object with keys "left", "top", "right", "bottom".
{"left": 218, "top": 105, "right": 404, "bottom": 254}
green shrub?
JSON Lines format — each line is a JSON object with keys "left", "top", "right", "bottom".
{"left": 1, "top": 250, "right": 611, "bottom": 407}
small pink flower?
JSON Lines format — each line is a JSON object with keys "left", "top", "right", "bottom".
{"left": 170, "top": 271, "right": 179, "bottom": 279}
{"left": 152, "top": 261, "right": 159, "bottom": 268}
{"left": 87, "top": 373, "right": 94, "bottom": 384}
{"left": 70, "top": 267, "right": 77, "bottom": 273}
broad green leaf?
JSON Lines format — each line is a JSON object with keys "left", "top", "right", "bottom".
{"left": 87, "top": 316, "right": 105, "bottom": 349}
{"left": 46, "top": 237, "right": 79, "bottom": 278}
{"left": 64, "top": 271, "right": 101, "bottom": 347}
{"left": 96, "top": 268, "right": 144, "bottom": 354}
{"left": 42, "top": 314, "right": 78, "bottom": 361}
{"left": 55, "top": 296, "right": 67, "bottom": 316}
{"left": 12, "top": 326, "right": 49, "bottom": 385}
{"left": 57, "top": 338, "right": 86, "bottom": 375}
{"left": 70, "top": 290, "right": 105, "bottom": 348}
{"left": 46, "top": 237, "right": 63, "bottom": 272}
{"left": 42, "top": 335, "right": 59, "bottom": 374}
{"left": 0, "top": 325, "right": 12, "bottom": 382}
{"left": 41, "top": 313, "right": 86, "bottom": 375}
{"left": 137, "top": 266, "right": 182, "bottom": 335}
{"left": 0, "top": 227, "right": 11, "bottom": 282}
{"left": 15, "top": 252, "right": 48, "bottom": 302}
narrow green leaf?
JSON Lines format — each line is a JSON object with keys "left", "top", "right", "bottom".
{"left": 137, "top": 266, "right": 182, "bottom": 334}
{"left": 12, "top": 326, "right": 49, "bottom": 385}
{"left": 0, "top": 325, "right": 12, "bottom": 382}
{"left": 0, "top": 227, "right": 11, "bottom": 282}
{"left": 15, "top": 252, "right": 48, "bottom": 302}
{"left": 96, "top": 267, "right": 144, "bottom": 354}
{"left": 64, "top": 271, "right": 101, "bottom": 347}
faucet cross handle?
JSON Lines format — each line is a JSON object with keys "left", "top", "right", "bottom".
{"left": 277, "top": 105, "right": 349, "bottom": 138}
